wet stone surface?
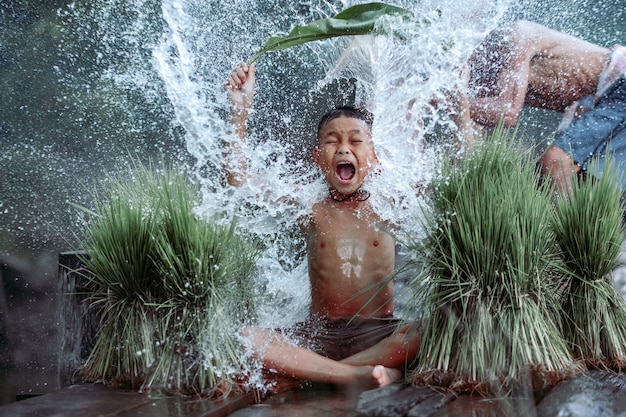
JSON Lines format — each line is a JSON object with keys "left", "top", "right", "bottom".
{"left": 355, "top": 384, "right": 453, "bottom": 417}
{"left": 536, "top": 370, "right": 626, "bottom": 417}
{"left": 230, "top": 384, "right": 366, "bottom": 417}
{"left": 233, "top": 370, "right": 626, "bottom": 417}
{"left": 2, "top": 370, "right": 626, "bottom": 416}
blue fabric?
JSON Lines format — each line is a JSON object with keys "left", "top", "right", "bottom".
{"left": 552, "top": 75, "right": 626, "bottom": 187}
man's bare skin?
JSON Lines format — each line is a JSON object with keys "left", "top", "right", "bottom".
{"left": 468, "top": 20, "right": 609, "bottom": 127}
{"left": 468, "top": 20, "right": 612, "bottom": 194}
{"left": 225, "top": 62, "right": 421, "bottom": 394}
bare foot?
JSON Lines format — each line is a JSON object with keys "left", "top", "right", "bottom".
{"left": 372, "top": 365, "right": 402, "bottom": 387}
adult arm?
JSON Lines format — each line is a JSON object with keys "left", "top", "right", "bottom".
{"left": 468, "top": 22, "right": 533, "bottom": 127}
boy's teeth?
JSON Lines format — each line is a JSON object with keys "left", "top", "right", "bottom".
{"left": 337, "top": 163, "right": 355, "bottom": 180}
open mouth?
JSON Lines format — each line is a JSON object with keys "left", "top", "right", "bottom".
{"left": 336, "top": 161, "right": 356, "bottom": 182}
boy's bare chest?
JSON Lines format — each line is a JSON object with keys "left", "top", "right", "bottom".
{"left": 306, "top": 206, "right": 394, "bottom": 260}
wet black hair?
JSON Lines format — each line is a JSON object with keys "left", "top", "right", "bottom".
{"left": 316, "top": 105, "right": 374, "bottom": 139}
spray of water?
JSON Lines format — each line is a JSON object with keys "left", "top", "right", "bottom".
{"left": 65, "top": 0, "right": 511, "bottom": 392}
{"left": 150, "top": 0, "right": 509, "bottom": 329}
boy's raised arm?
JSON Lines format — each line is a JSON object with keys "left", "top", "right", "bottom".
{"left": 449, "top": 66, "right": 475, "bottom": 152}
{"left": 224, "top": 62, "right": 256, "bottom": 186}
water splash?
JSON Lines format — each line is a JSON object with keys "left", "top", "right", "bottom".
{"left": 150, "top": 0, "right": 510, "bottom": 327}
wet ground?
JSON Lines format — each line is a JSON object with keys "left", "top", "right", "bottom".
{"left": 3, "top": 370, "right": 625, "bottom": 417}
{"left": 232, "top": 370, "right": 626, "bottom": 417}
{"left": 0, "top": 383, "right": 256, "bottom": 417}
{"left": 231, "top": 385, "right": 534, "bottom": 417}
{"left": 0, "top": 382, "right": 532, "bottom": 417}
{"left": 231, "top": 386, "right": 365, "bottom": 417}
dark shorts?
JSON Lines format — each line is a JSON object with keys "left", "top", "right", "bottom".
{"left": 281, "top": 315, "right": 401, "bottom": 361}
{"left": 552, "top": 75, "right": 626, "bottom": 187}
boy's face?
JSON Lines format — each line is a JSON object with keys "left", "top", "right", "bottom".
{"left": 313, "top": 116, "right": 378, "bottom": 198}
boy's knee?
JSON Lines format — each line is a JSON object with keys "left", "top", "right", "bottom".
{"left": 395, "top": 324, "right": 422, "bottom": 349}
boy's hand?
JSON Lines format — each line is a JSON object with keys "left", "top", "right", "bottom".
{"left": 226, "top": 63, "right": 256, "bottom": 111}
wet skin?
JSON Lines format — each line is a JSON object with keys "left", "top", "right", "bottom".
{"left": 226, "top": 64, "right": 420, "bottom": 392}
{"left": 308, "top": 116, "right": 395, "bottom": 319}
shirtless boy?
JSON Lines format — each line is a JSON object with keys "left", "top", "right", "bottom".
{"left": 467, "top": 20, "right": 626, "bottom": 194}
{"left": 225, "top": 62, "right": 422, "bottom": 393}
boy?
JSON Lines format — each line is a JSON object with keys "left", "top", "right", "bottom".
{"left": 225, "top": 62, "right": 421, "bottom": 393}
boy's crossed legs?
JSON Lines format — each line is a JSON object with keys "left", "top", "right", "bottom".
{"left": 240, "top": 322, "right": 421, "bottom": 394}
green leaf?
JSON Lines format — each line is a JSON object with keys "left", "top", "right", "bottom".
{"left": 247, "top": 2, "right": 412, "bottom": 64}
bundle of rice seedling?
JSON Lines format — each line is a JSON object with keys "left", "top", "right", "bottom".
{"left": 551, "top": 156, "right": 626, "bottom": 369}
{"left": 144, "top": 171, "right": 259, "bottom": 396}
{"left": 406, "top": 127, "right": 582, "bottom": 395}
{"left": 78, "top": 169, "right": 161, "bottom": 386}
{"left": 77, "top": 163, "right": 260, "bottom": 397}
